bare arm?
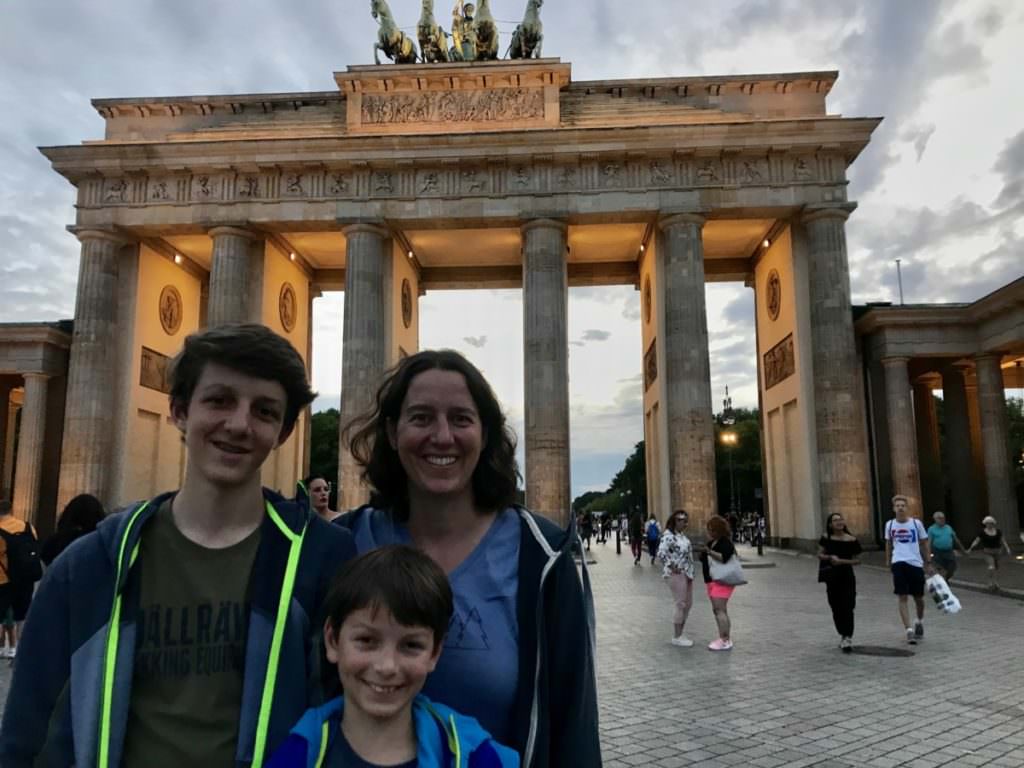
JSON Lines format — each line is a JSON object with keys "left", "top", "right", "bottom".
{"left": 966, "top": 537, "right": 980, "bottom": 553}
{"left": 884, "top": 537, "right": 892, "bottom": 567}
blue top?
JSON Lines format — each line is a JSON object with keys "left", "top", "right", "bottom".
{"left": 927, "top": 523, "right": 957, "bottom": 551}
{"left": 266, "top": 694, "right": 520, "bottom": 768}
{"left": 350, "top": 508, "right": 521, "bottom": 746}
{"left": 323, "top": 728, "right": 416, "bottom": 768}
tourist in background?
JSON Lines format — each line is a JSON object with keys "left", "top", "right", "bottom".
{"left": 40, "top": 493, "right": 105, "bottom": 566}
{"left": 645, "top": 514, "right": 660, "bottom": 564}
{"left": 884, "top": 494, "right": 932, "bottom": 645}
{"left": 817, "top": 512, "right": 862, "bottom": 653}
{"left": 629, "top": 509, "right": 643, "bottom": 565}
{"left": 0, "top": 499, "right": 41, "bottom": 659}
{"left": 699, "top": 514, "right": 737, "bottom": 651}
{"left": 304, "top": 474, "right": 340, "bottom": 523}
{"left": 926, "top": 511, "right": 966, "bottom": 581}
{"left": 966, "top": 515, "right": 1013, "bottom": 591}
{"left": 657, "top": 510, "right": 695, "bottom": 647}
{"left": 336, "top": 349, "right": 600, "bottom": 768}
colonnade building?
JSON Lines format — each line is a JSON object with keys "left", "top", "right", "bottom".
{"left": 2, "top": 59, "right": 1021, "bottom": 546}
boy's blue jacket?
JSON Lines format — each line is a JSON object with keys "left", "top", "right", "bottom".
{"left": 0, "top": 488, "right": 356, "bottom": 768}
{"left": 266, "top": 694, "right": 520, "bottom": 768}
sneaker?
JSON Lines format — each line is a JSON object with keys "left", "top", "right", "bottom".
{"left": 708, "top": 638, "right": 733, "bottom": 651}
{"left": 7, "top": 646, "right": 14, "bottom": 659}
{"left": 840, "top": 637, "right": 853, "bottom": 654}
{"left": 671, "top": 635, "right": 694, "bottom": 648}
{"left": 914, "top": 621, "right": 924, "bottom": 639}
{"left": 906, "top": 628, "right": 917, "bottom": 645}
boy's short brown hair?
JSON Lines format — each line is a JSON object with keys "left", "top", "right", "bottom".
{"left": 168, "top": 324, "right": 315, "bottom": 436}
{"left": 323, "top": 545, "right": 453, "bottom": 648}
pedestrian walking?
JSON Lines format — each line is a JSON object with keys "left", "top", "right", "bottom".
{"left": 657, "top": 510, "right": 695, "bottom": 647}
{"left": 0, "top": 499, "right": 42, "bottom": 659}
{"left": 965, "top": 516, "right": 1013, "bottom": 591}
{"left": 629, "top": 511, "right": 643, "bottom": 565}
{"left": 699, "top": 514, "right": 737, "bottom": 651}
{"left": 884, "top": 495, "right": 933, "bottom": 645}
{"left": 817, "top": 512, "right": 862, "bottom": 653}
{"left": 645, "top": 515, "right": 660, "bottom": 564}
{"left": 926, "top": 511, "right": 966, "bottom": 581}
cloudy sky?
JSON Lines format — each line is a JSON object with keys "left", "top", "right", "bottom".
{"left": 2, "top": 1, "right": 1022, "bottom": 497}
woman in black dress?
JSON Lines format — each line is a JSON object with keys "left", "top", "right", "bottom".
{"left": 818, "top": 512, "right": 862, "bottom": 653}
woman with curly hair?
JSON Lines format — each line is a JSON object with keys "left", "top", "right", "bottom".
{"left": 335, "top": 349, "right": 600, "bottom": 768}
{"left": 657, "top": 509, "right": 695, "bottom": 647}
{"left": 698, "top": 514, "right": 737, "bottom": 651}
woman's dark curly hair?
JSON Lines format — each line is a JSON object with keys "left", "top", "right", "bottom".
{"left": 343, "top": 349, "right": 520, "bottom": 520}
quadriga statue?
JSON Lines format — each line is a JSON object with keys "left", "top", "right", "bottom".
{"left": 371, "top": 0, "right": 418, "bottom": 64}
{"left": 509, "top": 0, "right": 543, "bottom": 59}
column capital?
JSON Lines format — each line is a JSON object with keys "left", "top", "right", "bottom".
{"left": 208, "top": 225, "right": 261, "bottom": 240}
{"left": 520, "top": 218, "right": 568, "bottom": 235}
{"left": 20, "top": 372, "right": 51, "bottom": 383}
{"left": 801, "top": 203, "right": 856, "bottom": 224}
{"left": 658, "top": 212, "right": 705, "bottom": 231}
{"left": 342, "top": 222, "right": 389, "bottom": 239}
{"left": 880, "top": 356, "right": 911, "bottom": 367}
{"left": 73, "top": 228, "right": 131, "bottom": 246}
{"left": 974, "top": 352, "right": 1003, "bottom": 365}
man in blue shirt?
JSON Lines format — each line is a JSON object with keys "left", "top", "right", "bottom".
{"left": 926, "top": 511, "right": 967, "bottom": 580}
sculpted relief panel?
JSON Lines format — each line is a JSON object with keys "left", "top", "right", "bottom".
{"left": 361, "top": 88, "right": 544, "bottom": 125}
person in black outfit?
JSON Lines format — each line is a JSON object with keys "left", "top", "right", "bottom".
{"left": 40, "top": 493, "right": 106, "bottom": 566}
{"left": 818, "top": 512, "right": 862, "bottom": 653}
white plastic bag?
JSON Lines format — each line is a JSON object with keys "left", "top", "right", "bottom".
{"left": 926, "top": 573, "right": 961, "bottom": 614}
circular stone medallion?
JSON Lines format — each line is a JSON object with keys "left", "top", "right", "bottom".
{"left": 158, "top": 285, "right": 183, "bottom": 336}
{"left": 401, "top": 279, "right": 413, "bottom": 329}
{"left": 643, "top": 276, "right": 653, "bottom": 324}
{"left": 279, "top": 282, "right": 297, "bottom": 333}
{"left": 766, "top": 269, "right": 782, "bottom": 321}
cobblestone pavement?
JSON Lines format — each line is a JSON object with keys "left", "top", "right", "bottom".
{"left": 0, "top": 542, "right": 1021, "bottom": 767}
{"left": 592, "top": 540, "right": 1024, "bottom": 768}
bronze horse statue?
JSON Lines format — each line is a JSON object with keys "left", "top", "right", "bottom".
{"left": 508, "top": 0, "right": 543, "bottom": 59}
{"left": 371, "top": 0, "right": 418, "bottom": 64}
{"left": 472, "top": 0, "right": 500, "bottom": 60}
{"left": 418, "top": 0, "right": 450, "bottom": 62}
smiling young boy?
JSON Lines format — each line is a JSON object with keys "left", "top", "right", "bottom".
{"left": 267, "top": 545, "right": 519, "bottom": 768}
{"left": 0, "top": 324, "right": 356, "bottom": 768}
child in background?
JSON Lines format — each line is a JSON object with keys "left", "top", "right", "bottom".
{"left": 267, "top": 545, "right": 519, "bottom": 768}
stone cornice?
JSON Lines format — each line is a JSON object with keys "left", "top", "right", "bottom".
{"left": 0, "top": 324, "right": 72, "bottom": 350}
{"left": 91, "top": 91, "right": 343, "bottom": 119}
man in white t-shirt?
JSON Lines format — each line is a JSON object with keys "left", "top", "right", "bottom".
{"left": 884, "top": 495, "right": 933, "bottom": 645}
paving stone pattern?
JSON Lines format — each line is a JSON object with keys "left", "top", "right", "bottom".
{"left": 592, "top": 542, "right": 1024, "bottom": 767}
{"left": 0, "top": 543, "right": 1021, "bottom": 767}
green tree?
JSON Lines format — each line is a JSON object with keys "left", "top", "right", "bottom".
{"left": 714, "top": 408, "right": 763, "bottom": 520}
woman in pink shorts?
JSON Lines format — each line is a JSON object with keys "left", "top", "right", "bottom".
{"left": 699, "top": 515, "right": 737, "bottom": 651}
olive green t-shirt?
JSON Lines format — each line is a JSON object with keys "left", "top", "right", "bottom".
{"left": 122, "top": 502, "right": 261, "bottom": 767}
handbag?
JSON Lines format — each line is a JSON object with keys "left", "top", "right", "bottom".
{"left": 709, "top": 551, "right": 747, "bottom": 586}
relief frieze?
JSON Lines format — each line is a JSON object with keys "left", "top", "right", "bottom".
{"left": 81, "top": 150, "right": 843, "bottom": 209}
{"left": 361, "top": 88, "right": 544, "bottom": 125}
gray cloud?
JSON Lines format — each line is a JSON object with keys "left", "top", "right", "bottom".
{"left": 993, "top": 129, "right": 1024, "bottom": 209}
{"left": 581, "top": 329, "right": 611, "bottom": 342}
{"left": 902, "top": 124, "right": 937, "bottom": 163}
{"left": 463, "top": 335, "right": 488, "bottom": 348}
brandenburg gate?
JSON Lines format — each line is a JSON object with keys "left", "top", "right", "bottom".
{"left": 38, "top": 58, "right": 885, "bottom": 543}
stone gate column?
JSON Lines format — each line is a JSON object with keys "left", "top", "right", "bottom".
{"left": 2, "top": 397, "right": 17, "bottom": 499}
{"left": 941, "top": 366, "right": 978, "bottom": 530}
{"left": 521, "top": 219, "right": 570, "bottom": 525}
{"left": 208, "top": 226, "right": 264, "bottom": 326}
{"left": 12, "top": 374, "right": 49, "bottom": 524}
{"left": 976, "top": 353, "right": 1019, "bottom": 540}
{"left": 802, "top": 206, "right": 871, "bottom": 533}
{"left": 658, "top": 213, "right": 716, "bottom": 530}
{"left": 338, "top": 224, "right": 389, "bottom": 510}
{"left": 0, "top": 383, "right": 10, "bottom": 498}
{"left": 913, "top": 380, "right": 943, "bottom": 518}
{"left": 57, "top": 230, "right": 126, "bottom": 509}
{"left": 882, "top": 357, "right": 922, "bottom": 516}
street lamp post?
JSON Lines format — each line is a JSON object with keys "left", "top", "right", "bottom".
{"left": 720, "top": 431, "right": 738, "bottom": 523}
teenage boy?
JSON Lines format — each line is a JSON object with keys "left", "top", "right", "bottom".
{"left": 884, "top": 495, "right": 933, "bottom": 645}
{"left": 0, "top": 324, "right": 356, "bottom": 768}
{"left": 267, "top": 545, "right": 519, "bottom": 768}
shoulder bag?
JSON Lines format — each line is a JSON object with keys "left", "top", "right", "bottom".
{"left": 709, "top": 551, "right": 747, "bottom": 586}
